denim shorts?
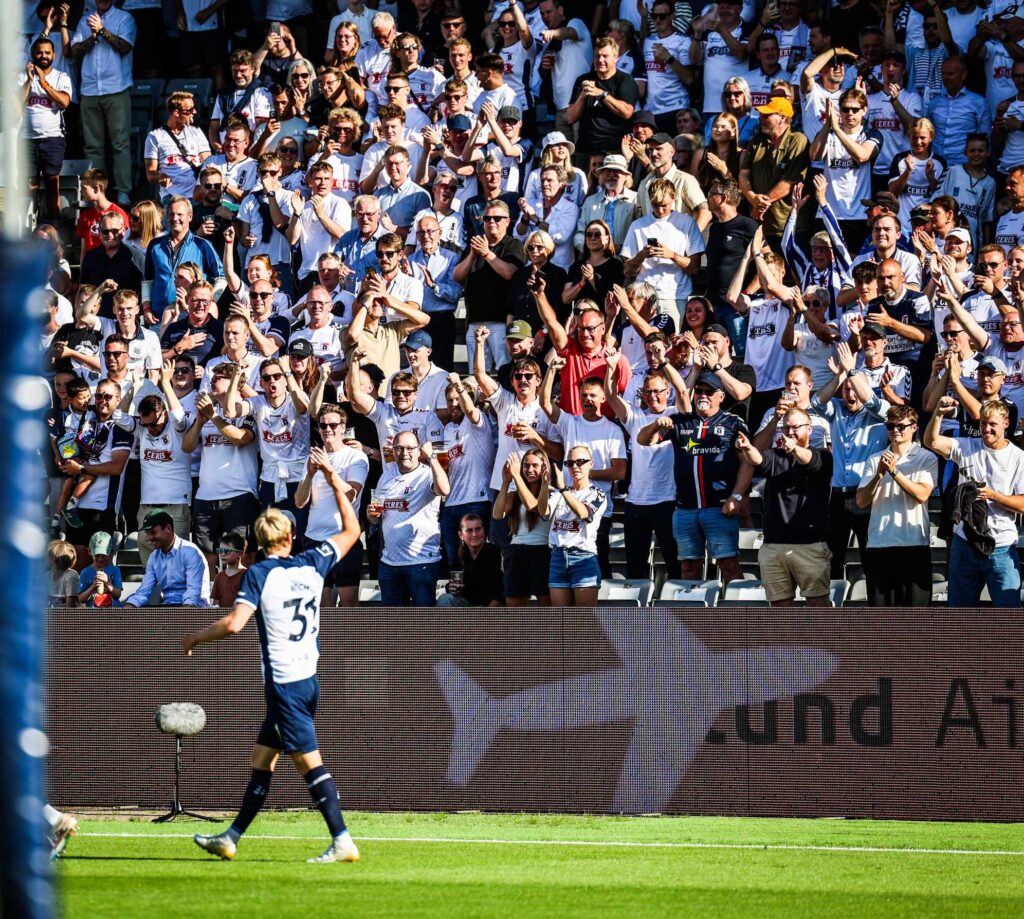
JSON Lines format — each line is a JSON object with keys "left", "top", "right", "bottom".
{"left": 673, "top": 507, "right": 740, "bottom": 561}
{"left": 549, "top": 547, "right": 602, "bottom": 589}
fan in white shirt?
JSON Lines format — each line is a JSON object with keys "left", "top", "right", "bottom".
{"left": 283, "top": 162, "right": 352, "bottom": 282}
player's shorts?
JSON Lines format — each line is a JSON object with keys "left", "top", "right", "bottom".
{"left": 256, "top": 674, "right": 320, "bottom": 754}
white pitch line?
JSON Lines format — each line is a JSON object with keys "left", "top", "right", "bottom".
{"left": 79, "top": 832, "right": 1024, "bottom": 857}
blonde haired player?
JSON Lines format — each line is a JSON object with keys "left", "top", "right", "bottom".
{"left": 183, "top": 457, "right": 361, "bottom": 864}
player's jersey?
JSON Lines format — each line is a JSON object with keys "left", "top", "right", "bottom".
{"left": 235, "top": 541, "right": 341, "bottom": 685}
{"left": 665, "top": 409, "right": 747, "bottom": 510}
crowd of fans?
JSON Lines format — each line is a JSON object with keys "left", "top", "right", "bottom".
{"left": 36, "top": 0, "right": 1024, "bottom": 610}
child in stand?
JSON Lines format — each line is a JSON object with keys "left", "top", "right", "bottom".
{"left": 46, "top": 539, "right": 79, "bottom": 607}
{"left": 211, "top": 533, "right": 248, "bottom": 607}
{"left": 77, "top": 531, "right": 124, "bottom": 608}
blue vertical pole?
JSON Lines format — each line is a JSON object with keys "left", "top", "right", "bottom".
{"left": 0, "top": 243, "right": 55, "bottom": 918}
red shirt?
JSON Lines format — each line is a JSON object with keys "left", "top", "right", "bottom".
{"left": 76, "top": 203, "right": 131, "bottom": 254}
{"left": 556, "top": 338, "right": 632, "bottom": 418}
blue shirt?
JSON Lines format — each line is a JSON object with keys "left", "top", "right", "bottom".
{"left": 125, "top": 535, "right": 211, "bottom": 607}
{"left": 406, "top": 247, "right": 462, "bottom": 313}
{"left": 927, "top": 89, "right": 991, "bottom": 166}
{"left": 335, "top": 225, "right": 385, "bottom": 292}
{"left": 77, "top": 564, "right": 124, "bottom": 607}
{"left": 810, "top": 393, "right": 890, "bottom": 488}
{"left": 144, "top": 232, "right": 223, "bottom": 318}
{"left": 374, "top": 179, "right": 431, "bottom": 231}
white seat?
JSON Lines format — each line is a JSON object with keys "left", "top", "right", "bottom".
{"left": 737, "top": 529, "right": 763, "bottom": 550}
{"left": 658, "top": 579, "right": 721, "bottom": 608}
{"left": 720, "top": 579, "right": 769, "bottom": 606}
{"left": 358, "top": 580, "right": 382, "bottom": 603}
{"left": 848, "top": 577, "right": 867, "bottom": 603}
{"left": 598, "top": 578, "right": 654, "bottom": 606}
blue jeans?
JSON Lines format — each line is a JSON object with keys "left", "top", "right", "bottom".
{"left": 713, "top": 300, "right": 748, "bottom": 359}
{"left": 549, "top": 547, "right": 601, "bottom": 589}
{"left": 948, "top": 537, "right": 1021, "bottom": 608}
{"left": 378, "top": 560, "right": 440, "bottom": 607}
{"left": 673, "top": 506, "right": 740, "bottom": 562}
{"left": 440, "top": 500, "right": 492, "bottom": 569}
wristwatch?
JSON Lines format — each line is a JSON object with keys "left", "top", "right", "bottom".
{"left": 730, "top": 492, "right": 744, "bottom": 503}
{"left": 712, "top": 362, "right": 723, "bottom": 372}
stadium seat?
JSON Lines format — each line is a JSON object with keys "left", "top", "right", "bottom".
{"left": 131, "top": 79, "right": 165, "bottom": 119}
{"left": 719, "top": 579, "right": 769, "bottom": 607}
{"left": 57, "top": 159, "right": 92, "bottom": 221}
{"left": 358, "top": 580, "right": 382, "bottom": 604}
{"left": 165, "top": 77, "right": 214, "bottom": 121}
{"left": 658, "top": 579, "right": 721, "bottom": 607}
{"left": 598, "top": 578, "right": 654, "bottom": 606}
{"left": 847, "top": 576, "right": 867, "bottom": 604}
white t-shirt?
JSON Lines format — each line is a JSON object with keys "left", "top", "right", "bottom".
{"left": 359, "top": 137, "right": 426, "bottom": 190}
{"left": 948, "top": 437, "right": 1024, "bottom": 547}
{"left": 326, "top": 6, "right": 373, "bottom": 44}
{"left": 743, "top": 297, "right": 795, "bottom": 391}
{"left": 789, "top": 325, "right": 837, "bottom": 390}
{"left": 701, "top": 25, "right": 747, "bottom": 113}
{"left": 546, "top": 484, "right": 607, "bottom": 553}
{"left": 555, "top": 413, "right": 626, "bottom": 499}
{"left": 499, "top": 41, "right": 538, "bottom": 111}
{"left": 211, "top": 84, "right": 273, "bottom": 135}
{"left": 756, "top": 404, "right": 831, "bottom": 450}
{"left": 941, "top": 165, "right": 995, "bottom": 248}
{"left": 443, "top": 413, "right": 497, "bottom": 506}
{"left": 551, "top": 18, "right": 593, "bottom": 110}
{"left": 641, "top": 34, "right": 692, "bottom": 114}
{"left": 19, "top": 69, "right": 72, "bottom": 139}
{"left": 622, "top": 405, "right": 675, "bottom": 506}
{"left": 995, "top": 207, "right": 1024, "bottom": 256}
{"left": 367, "top": 401, "right": 443, "bottom": 485}
{"left": 378, "top": 463, "right": 442, "bottom": 565}
{"left": 139, "top": 414, "right": 193, "bottom": 505}
{"left": 319, "top": 151, "right": 364, "bottom": 203}
{"left": 867, "top": 89, "right": 921, "bottom": 176}
{"left": 305, "top": 445, "right": 369, "bottom": 541}
{"left": 98, "top": 319, "right": 162, "bottom": 379}
{"left": 242, "top": 394, "right": 310, "bottom": 484}
{"left": 290, "top": 322, "right": 346, "bottom": 373}
{"left": 889, "top": 152, "right": 946, "bottom": 229}
{"left": 859, "top": 443, "right": 937, "bottom": 548}
{"left": 238, "top": 188, "right": 292, "bottom": 266}
{"left": 283, "top": 193, "right": 352, "bottom": 278}
{"left": 144, "top": 125, "right": 211, "bottom": 201}
{"left": 487, "top": 387, "right": 562, "bottom": 491}
{"left": 821, "top": 128, "right": 880, "bottom": 221}
{"left": 200, "top": 154, "right": 258, "bottom": 196}
{"left": 984, "top": 339, "right": 1024, "bottom": 414}
{"left": 620, "top": 211, "right": 706, "bottom": 302}
{"left": 195, "top": 411, "right": 258, "bottom": 501}
{"left": 385, "top": 364, "right": 448, "bottom": 414}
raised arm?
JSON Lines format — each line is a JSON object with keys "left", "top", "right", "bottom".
{"left": 472, "top": 325, "right": 499, "bottom": 398}
{"left": 539, "top": 355, "right": 563, "bottom": 423}
{"left": 532, "top": 273, "right": 569, "bottom": 352}
{"left": 421, "top": 441, "right": 450, "bottom": 497}
{"left": 923, "top": 395, "right": 958, "bottom": 459}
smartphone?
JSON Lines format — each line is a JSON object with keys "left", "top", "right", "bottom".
{"left": 648, "top": 237, "right": 659, "bottom": 247}
{"left": 269, "top": 20, "right": 283, "bottom": 31}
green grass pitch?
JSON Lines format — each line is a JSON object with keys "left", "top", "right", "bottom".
{"left": 59, "top": 811, "right": 1024, "bottom": 917}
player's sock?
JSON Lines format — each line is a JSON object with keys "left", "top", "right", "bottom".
{"left": 228, "top": 768, "right": 274, "bottom": 840}
{"left": 304, "top": 765, "right": 346, "bottom": 837}
{"left": 42, "top": 804, "right": 61, "bottom": 830}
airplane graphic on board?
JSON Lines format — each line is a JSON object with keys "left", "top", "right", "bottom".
{"left": 434, "top": 607, "right": 838, "bottom": 814}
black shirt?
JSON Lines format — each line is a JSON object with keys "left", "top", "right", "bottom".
{"left": 757, "top": 447, "right": 833, "bottom": 544}
{"left": 570, "top": 69, "right": 640, "bottom": 155}
{"left": 161, "top": 316, "right": 224, "bottom": 366}
{"left": 705, "top": 215, "right": 759, "bottom": 304}
{"left": 565, "top": 256, "right": 625, "bottom": 308}
{"left": 452, "top": 542, "right": 505, "bottom": 606}
{"left": 78, "top": 245, "right": 143, "bottom": 319}
{"left": 463, "top": 192, "right": 521, "bottom": 240}
{"left": 720, "top": 360, "right": 757, "bottom": 423}
{"left": 462, "top": 234, "right": 527, "bottom": 324}
{"left": 507, "top": 261, "right": 568, "bottom": 333}
{"left": 191, "top": 204, "right": 231, "bottom": 261}
{"left": 48, "top": 322, "right": 102, "bottom": 380}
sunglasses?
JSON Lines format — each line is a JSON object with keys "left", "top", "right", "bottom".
{"left": 885, "top": 421, "right": 914, "bottom": 431}
{"left": 525, "top": 244, "right": 547, "bottom": 252}
{"left": 99, "top": 228, "right": 122, "bottom": 237}
{"left": 261, "top": 372, "right": 284, "bottom": 382}
{"left": 398, "top": 44, "right": 418, "bottom": 51}
{"left": 172, "top": 367, "right": 191, "bottom": 376}
{"left": 513, "top": 372, "right": 536, "bottom": 381}
{"left": 579, "top": 324, "right": 604, "bottom": 333}
{"left": 565, "top": 458, "right": 591, "bottom": 467}
{"left": 642, "top": 388, "right": 668, "bottom": 396}
{"left": 694, "top": 387, "right": 717, "bottom": 396}
{"left": 292, "top": 71, "right": 310, "bottom": 78}
{"left": 103, "top": 350, "right": 127, "bottom": 357}
{"left": 940, "top": 329, "right": 964, "bottom": 339}
{"left": 840, "top": 106, "right": 862, "bottom": 114}
{"left": 176, "top": 107, "right": 196, "bottom": 114}
{"left": 384, "top": 85, "right": 407, "bottom": 93}
{"left": 202, "top": 183, "right": 223, "bottom": 190}
{"left": 780, "top": 423, "right": 809, "bottom": 432}
{"left": 250, "top": 290, "right": 274, "bottom": 299}
{"left": 93, "top": 392, "right": 116, "bottom": 401}
{"left": 377, "top": 250, "right": 399, "bottom": 259}
{"left": 140, "top": 417, "right": 165, "bottom": 429}
{"left": 482, "top": 214, "right": 506, "bottom": 222}
{"left": 216, "top": 547, "right": 239, "bottom": 554}
{"left": 318, "top": 421, "right": 343, "bottom": 430}
{"left": 393, "top": 388, "right": 416, "bottom": 397}
{"left": 980, "top": 261, "right": 1004, "bottom": 268}
{"left": 584, "top": 230, "right": 605, "bottom": 238}
{"left": 258, "top": 170, "right": 279, "bottom": 177}
{"left": 652, "top": 11, "right": 671, "bottom": 18}
{"left": 498, "top": 20, "right": 515, "bottom": 26}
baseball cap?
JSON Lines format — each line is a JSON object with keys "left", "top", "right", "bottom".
{"left": 142, "top": 509, "right": 174, "bottom": 530}
{"left": 446, "top": 113, "right": 472, "bottom": 132}
{"left": 755, "top": 97, "right": 794, "bottom": 118}
{"left": 910, "top": 204, "right": 932, "bottom": 223}
{"left": 598, "top": 154, "right": 631, "bottom": 174}
{"left": 89, "top": 531, "right": 120, "bottom": 557}
{"left": 506, "top": 319, "right": 533, "bottom": 340}
{"left": 644, "top": 132, "right": 675, "bottom": 147}
{"left": 288, "top": 337, "right": 313, "bottom": 358}
{"left": 695, "top": 372, "right": 725, "bottom": 392}
{"left": 882, "top": 49, "right": 907, "bottom": 66}
{"left": 632, "top": 110, "right": 657, "bottom": 128}
{"left": 404, "top": 329, "right": 432, "bottom": 350}
{"left": 861, "top": 192, "right": 899, "bottom": 213}
{"left": 977, "top": 355, "right": 1007, "bottom": 374}
{"left": 861, "top": 321, "right": 887, "bottom": 339}
{"left": 704, "top": 323, "right": 731, "bottom": 339}
{"left": 497, "top": 104, "right": 522, "bottom": 122}
{"left": 946, "top": 227, "right": 971, "bottom": 244}
{"left": 541, "top": 130, "right": 575, "bottom": 155}
{"left": 810, "top": 231, "right": 832, "bottom": 249}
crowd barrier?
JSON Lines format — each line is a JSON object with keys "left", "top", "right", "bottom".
{"left": 48, "top": 605, "right": 1024, "bottom": 819}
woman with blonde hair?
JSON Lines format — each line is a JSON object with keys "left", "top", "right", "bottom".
{"left": 524, "top": 132, "right": 589, "bottom": 208}
{"left": 507, "top": 229, "right": 568, "bottom": 334}
{"left": 125, "top": 200, "right": 163, "bottom": 273}
{"left": 286, "top": 57, "right": 319, "bottom": 118}
{"left": 493, "top": 449, "right": 552, "bottom": 607}
{"left": 690, "top": 111, "right": 742, "bottom": 186}
{"left": 709, "top": 76, "right": 757, "bottom": 145}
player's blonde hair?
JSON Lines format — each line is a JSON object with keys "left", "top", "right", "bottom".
{"left": 254, "top": 508, "right": 294, "bottom": 552}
